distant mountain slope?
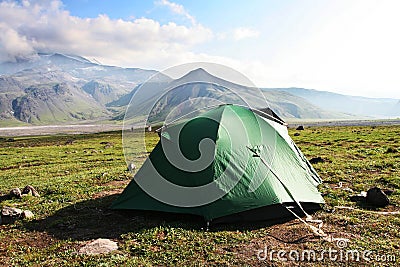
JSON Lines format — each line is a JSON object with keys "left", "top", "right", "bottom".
{"left": 262, "top": 90, "right": 354, "bottom": 119}
{"left": 1, "top": 53, "right": 399, "bottom": 125}
{"left": 0, "top": 53, "right": 93, "bottom": 75}
{"left": 112, "top": 68, "right": 353, "bottom": 123}
{"left": 12, "top": 83, "right": 108, "bottom": 123}
{"left": 0, "top": 53, "right": 156, "bottom": 124}
{"left": 0, "top": 76, "right": 24, "bottom": 93}
{"left": 0, "top": 53, "right": 156, "bottom": 83}
{"left": 265, "top": 88, "right": 400, "bottom": 118}
{"left": 82, "top": 80, "right": 127, "bottom": 105}
{"left": 0, "top": 77, "right": 25, "bottom": 119}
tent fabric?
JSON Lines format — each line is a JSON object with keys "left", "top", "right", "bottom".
{"left": 112, "top": 105, "right": 324, "bottom": 221}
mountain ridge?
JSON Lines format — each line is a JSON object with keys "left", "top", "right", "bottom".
{"left": 0, "top": 53, "right": 156, "bottom": 124}
{"left": 265, "top": 87, "right": 400, "bottom": 118}
{"left": 1, "top": 53, "right": 399, "bottom": 125}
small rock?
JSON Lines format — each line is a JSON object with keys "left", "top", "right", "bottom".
{"left": 366, "top": 187, "right": 390, "bottom": 207}
{"left": 22, "top": 210, "right": 34, "bottom": 219}
{"left": 294, "top": 133, "right": 300, "bottom": 136}
{"left": 1, "top": 207, "right": 23, "bottom": 224}
{"left": 309, "top": 157, "right": 325, "bottom": 164}
{"left": 21, "top": 185, "right": 40, "bottom": 197}
{"left": 296, "top": 125, "right": 304, "bottom": 130}
{"left": 78, "top": 238, "right": 118, "bottom": 255}
{"left": 2, "top": 207, "right": 23, "bottom": 217}
{"left": 101, "top": 142, "right": 114, "bottom": 149}
{"left": 127, "top": 163, "right": 136, "bottom": 172}
{"left": 9, "top": 188, "right": 22, "bottom": 198}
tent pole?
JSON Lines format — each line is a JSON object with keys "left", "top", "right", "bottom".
{"left": 246, "top": 146, "right": 312, "bottom": 219}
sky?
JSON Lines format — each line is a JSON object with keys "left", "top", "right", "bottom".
{"left": 0, "top": 0, "right": 400, "bottom": 98}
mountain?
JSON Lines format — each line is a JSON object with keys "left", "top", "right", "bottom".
{"left": 0, "top": 76, "right": 25, "bottom": 119}
{"left": 0, "top": 53, "right": 93, "bottom": 75}
{"left": 1, "top": 53, "right": 399, "bottom": 125}
{"left": 261, "top": 90, "right": 353, "bottom": 119}
{"left": 0, "top": 53, "right": 156, "bottom": 124}
{"left": 265, "top": 88, "right": 400, "bottom": 118}
{"left": 12, "top": 83, "right": 108, "bottom": 123}
{"left": 82, "top": 80, "right": 126, "bottom": 105}
{"left": 0, "top": 53, "right": 155, "bottom": 84}
{"left": 113, "top": 68, "right": 353, "bottom": 124}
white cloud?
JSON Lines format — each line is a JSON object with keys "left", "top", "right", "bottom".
{"left": 0, "top": 0, "right": 212, "bottom": 68}
{"left": 232, "top": 27, "right": 260, "bottom": 41}
{"left": 2, "top": 0, "right": 399, "bottom": 98}
{"left": 0, "top": 23, "right": 36, "bottom": 62}
{"left": 155, "top": 0, "right": 196, "bottom": 25}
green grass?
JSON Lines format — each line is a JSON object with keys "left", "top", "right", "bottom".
{"left": 0, "top": 126, "right": 399, "bottom": 266}
{"left": 0, "top": 119, "right": 29, "bottom": 127}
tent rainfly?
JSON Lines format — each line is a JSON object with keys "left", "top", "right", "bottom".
{"left": 112, "top": 105, "right": 324, "bottom": 223}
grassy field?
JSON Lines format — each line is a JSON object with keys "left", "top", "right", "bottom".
{"left": 0, "top": 126, "right": 399, "bottom": 266}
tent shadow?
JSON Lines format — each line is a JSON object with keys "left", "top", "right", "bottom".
{"left": 23, "top": 194, "right": 303, "bottom": 241}
{"left": 24, "top": 194, "right": 204, "bottom": 241}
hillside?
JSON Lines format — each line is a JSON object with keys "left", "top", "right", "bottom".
{"left": 12, "top": 83, "right": 108, "bottom": 123}
{"left": 266, "top": 88, "right": 400, "bottom": 118}
{"left": 0, "top": 53, "right": 156, "bottom": 124}
{"left": 1, "top": 53, "right": 400, "bottom": 125}
{"left": 261, "top": 90, "right": 354, "bottom": 119}
{"left": 112, "top": 68, "right": 354, "bottom": 124}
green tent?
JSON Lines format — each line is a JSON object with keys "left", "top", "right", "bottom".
{"left": 112, "top": 105, "right": 324, "bottom": 223}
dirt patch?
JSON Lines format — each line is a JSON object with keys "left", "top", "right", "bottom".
{"left": 92, "top": 180, "right": 130, "bottom": 199}
{"left": 227, "top": 220, "right": 358, "bottom": 266}
{"left": 102, "top": 180, "right": 130, "bottom": 187}
{"left": 0, "top": 228, "right": 54, "bottom": 250}
{"left": 92, "top": 188, "right": 124, "bottom": 199}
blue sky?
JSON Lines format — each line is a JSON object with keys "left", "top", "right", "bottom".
{"left": 1, "top": 0, "right": 400, "bottom": 98}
